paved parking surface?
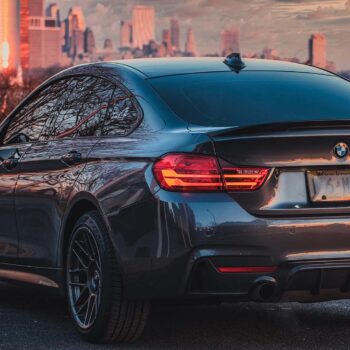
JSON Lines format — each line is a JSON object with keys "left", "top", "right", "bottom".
{"left": 0, "top": 282, "right": 350, "bottom": 349}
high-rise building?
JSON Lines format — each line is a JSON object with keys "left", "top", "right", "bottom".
{"left": 104, "top": 38, "right": 113, "bottom": 50}
{"left": 185, "top": 28, "right": 197, "bottom": 57}
{"left": 162, "top": 29, "right": 172, "bottom": 56}
{"left": 309, "top": 33, "right": 327, "bottom": 68}
{"left": 0, "top": 0, "right": 20, "bottom": 71}
{"left": 46, "top": 3, "right": 61, "bottom": 27}
{"left": 221, "top": 27, "right": 240, "bottom": 56}
{"left": 84, "top": 27, "right": 95, "bottom": 54}
{"left": 29, "top": 0, "right": 44, "bottom": 16}
{"left": 120, "top": 20, "right": 132, "bottom": 48}
{"left": 29, "top": 16, "right": 61, "bottom": 68}
{"left": 170, "top": 18, "right": 180, "bottom": 51}
{"left": 132, "top": 5, "right": 155, "bottom": 49}
{"left": 20, "top": 0, "right": 30, "bottom": 70}
{"left": 63, "top": 7, "right": 86, "bottom": 58}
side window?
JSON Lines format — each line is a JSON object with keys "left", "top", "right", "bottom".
{"left": 102, "top": 86, "right": 141, "bottom": 136}
{"left": 42, "top": 76, "right": 114, "bottom": 140}
{"left": 4, "top": 81, "right": 67, "bottom": 144}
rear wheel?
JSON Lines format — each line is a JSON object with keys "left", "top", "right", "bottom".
{"left": 66, "top": 210, "right": 150, "bottom": 344}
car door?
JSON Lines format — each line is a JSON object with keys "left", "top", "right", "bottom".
{"left": 0, "top": 87, "right": 57, "bottom": 263}
{"left": 15, "top": 75, "right": 115, "bottom": 267}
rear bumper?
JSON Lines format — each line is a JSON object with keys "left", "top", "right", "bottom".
{"left": 109, "top": 189, "right": 350, "bottom": 302}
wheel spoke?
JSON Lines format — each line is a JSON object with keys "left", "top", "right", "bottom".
{"left": 84, "top": 294, "right": 94, "bottom": 326}
{"left": 75, "top": 240, "right": 92, "bottom": 261}
{"left": 72, "top": 247, "right": 88, "bottom": 269}
{"left": 69, "top": 281, "right": 86, "bottom": 287}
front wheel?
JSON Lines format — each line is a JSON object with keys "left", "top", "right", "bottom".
{"left": 66, "top": 210, "right": 150, "bottom": 344}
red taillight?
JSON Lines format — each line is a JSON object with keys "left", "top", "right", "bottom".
{"left": 217, "top": 266, "right": 277, "bottom": 274}
{"left": 153, "top": 153, "right": 270, "bottom": 192}
{"left": 222, "top": 167, "right": 270, "bottom": 191}
{"left": 152, "top": 154, "right": 223, "bottom": 191}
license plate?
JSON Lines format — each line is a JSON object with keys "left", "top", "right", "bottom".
{"left": 308, "top": 170, "right": 350, "bottom": 202}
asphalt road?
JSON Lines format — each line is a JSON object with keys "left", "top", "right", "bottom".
{"left": 1, "top": 283, "right": 350, "bottom": 350}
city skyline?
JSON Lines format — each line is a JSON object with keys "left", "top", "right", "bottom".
{"left": 49, "top": 0, "right": 350, "bottom": 70}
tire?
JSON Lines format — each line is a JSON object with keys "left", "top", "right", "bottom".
{"left": 66, "top": 210, "right": 150, "bottom": 344}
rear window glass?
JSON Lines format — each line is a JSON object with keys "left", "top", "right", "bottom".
{"left": 149, "top": 71, "right": 350, "bottom": 127}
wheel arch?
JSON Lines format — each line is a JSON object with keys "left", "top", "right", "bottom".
{"left": 58, "top": 192, "right": 122, "bottom": 271}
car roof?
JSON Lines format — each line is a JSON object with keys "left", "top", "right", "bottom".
{"left": 111, "top": 57, "right": 333, "bottom": 79}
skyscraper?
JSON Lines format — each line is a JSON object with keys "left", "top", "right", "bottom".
{"left": 46, "top": 3, "right": 61, "bottom": 27}
{"left": 104, "top": 38, "right": 113, "bottom": 50}
{"left": 185, "top": 28, "right": 197, "bottom": 57}
{"left": 162, "top": 29, "right": 172, "bottom": 55}
{"left": 221, "top": 27, "right": 240, "bottom": 56}
{"left": 29, "top": 0, "right": 44, "bottom": 17}
{"left": 170, "top": 18, "right": 180, "bottom": 51}
{"left": 20, "top": 0, "right": 30, "bottom": 70}
{"left": 63, "top": 6, "right": 86, "bottom": 58}
{"left": 120, "top": 20, "right": 132, "bottom": 48}
{"left": 0, "top": 0, "right": 20, "bottom": 71}
{"left": 29, "top": 16, "right": 61, "bottom": 68}
{"left": 132, "top": 5, "right": 155, "bottom": 49}
{"left": 309, "top": 33, "right": 327, "bottom": 68}
{"left": 84, "top": 27, "right": 95, "bottom": 54}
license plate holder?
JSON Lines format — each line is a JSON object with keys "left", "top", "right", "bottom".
{"left": 307, "top": 170, "right": 350, "bottom": 202}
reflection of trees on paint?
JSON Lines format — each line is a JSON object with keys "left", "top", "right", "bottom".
{"left": 3, "top": 71, "right": 142, "bottom": 144}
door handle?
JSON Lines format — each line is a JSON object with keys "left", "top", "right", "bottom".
{"left": 61, "top": 151, "right": 82, "bottom": 165}
{"left": 1, "top": 158, "right": 19, "bottom": 170}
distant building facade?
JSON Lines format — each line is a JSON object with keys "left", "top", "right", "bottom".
{"left": 309, "top": 33, "right": 327, "bottom": 68}
{"left": 132, "top": 5, "right": 155, "bottom": 49}
{"left": 170, "top": 18, "right": 180, "bottom": 51}
{"left": 29, "top": 17, "right": 61, "bottom": 68}
{"left": 120, "top": 20, "right": 132, "bottom": 48}
{"left": 63, "top": 6, "right": 86, "bottom": 59}
{"left": 29, "top": 0, "right": 44, "bottom": 17}
{"left": 20, "top": 0, "right": 30, "bottom": 70}
{"left": 185, "top": 28, "right": 197, "bottom": 56}
{"left": 84, "top": 27, "right": 95, "bottom": 55}
{"left": 221, "top": 27, "right": 240, "bottom": 56}
{"left": 104, "top": 38, "right": 113, "bottom": 50}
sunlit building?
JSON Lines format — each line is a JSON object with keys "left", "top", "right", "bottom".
{"left": 170, "top": 19, "right": 180, "bottom": 51}
{"left": 20, "top": 0, "right": 30, "bottom": 70}
{"left": 162, "top": 29, "right": 172, "bottom": 55}
{"left": 132, "top": 5, "right": 155, "bottom": 49}
{"left": 309, "top": 33, "right": 327, "bottom": 69}
{"left": 0, "top": 0, "right": 20, "bottom": 71}
{"left": 221, "top": 27, "right": 240, "bottom": 56}
{"left": 46, "top": 3, "right": 61, "bottom": 27}
{"left": 29, "top": 0, "right": 44, "bottom": 16}
{"left": 84, "top": 27, "right": 95, "bottom": 55}
{"left": 120, "top": 20, "right": 132, "bottom": 48}
{"left": 63, "top": 6, "right": 86, "bottom": 58}
{"left": 185, "top": 28, "right": 197, "bottom": 57}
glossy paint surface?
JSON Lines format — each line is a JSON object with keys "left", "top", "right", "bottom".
{"left": 0, "top": 59, "right": 350, "bottom": 302}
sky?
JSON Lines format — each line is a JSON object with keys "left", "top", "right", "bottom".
{"left": 49, "top": 0, "right": 350, "bottom": 70}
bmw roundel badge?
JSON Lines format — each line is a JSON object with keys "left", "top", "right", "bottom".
{"left": 334, "top": 142, "right": 349, "bottom": 159}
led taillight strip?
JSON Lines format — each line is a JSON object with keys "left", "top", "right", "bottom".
{"left": 217, "top": 266, "right": 277, "bottom": 274}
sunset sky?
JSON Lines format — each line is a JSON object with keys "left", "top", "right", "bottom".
{"left": 51, "top": 0, "right": 350, "bottom": 69}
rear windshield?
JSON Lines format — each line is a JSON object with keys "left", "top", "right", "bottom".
{"left": 149, "top": 71, "right": 350, "bottom": 127}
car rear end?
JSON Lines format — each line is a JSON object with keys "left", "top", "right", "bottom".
{"left": 132, "top": 61, "right": 350, "bottom": 303}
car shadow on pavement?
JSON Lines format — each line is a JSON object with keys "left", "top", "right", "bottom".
{"left": 0, "top": 282, "right": 350, "bottom": 350}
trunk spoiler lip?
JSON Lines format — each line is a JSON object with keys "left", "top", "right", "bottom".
{"left": 188, "top": 120, "right": 350, "bottom": 138}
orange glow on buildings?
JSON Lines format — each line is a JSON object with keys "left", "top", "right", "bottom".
{"left": 0, "top": 0, "right": 20, "bottom": 71}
